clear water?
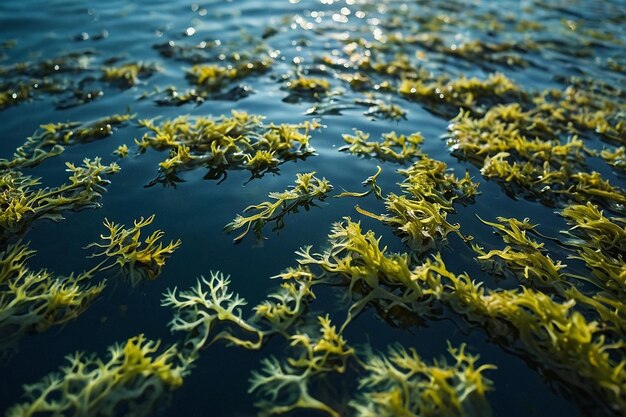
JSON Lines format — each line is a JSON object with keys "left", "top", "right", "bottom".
{"left": 0, "top": 0, "right": 624, "bottom": 416}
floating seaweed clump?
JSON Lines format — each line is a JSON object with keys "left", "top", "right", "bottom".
{"left": 357, "top": 155, "right": 477, "bottom": 253}
{"left": 340, "top": 129, "right": 424, "bottom": 163}
{"left": 113, "top": 144, "right": 129, "bottom": 158}
{"left": 473, "top": 212, "right": 626, "bottom": 338}
{"left": 399, "top": 73, "right": 525, "bottom": 117}
{"left": 286, "top": 216, "right": 626, "bottom": 414}
{"left": 87, "top": 215, "right": 181, "bottom": 286}
{"left": 601, "top": 146, "right": 626, "bottom": 171}
{"left": 7, "top": 334, "right": 190, "bottom": 417}
{"left": 0, "top": 158, "right": 119, "bottom": 240}
{"left": 135, "top": 111, "right": 320, "bottom": 185}
{"left": 102, "top": 62, "right": 159, "bottom": 87}
{"left": 225, "top": 172, "right": 333, "bottom": 243}
{"left": 187, "top": 59, "right": 271, "bottom": 93}
{"left": 249, "top": 315, "right": 354, "bottom": 417}
{"left": 351, "top": 343, "right": 495, "bottom": 417}
{"left": 0, "top": 113, "right": 133, "bottom": 170}
{"left": 163, "top": 267, "right": 316, "bottom": 358}
{"left": 448, "top": 105, "right": 626, "bottom": 210}
{"left": 0, "top": 51, "right": 98, "bottom": 109}
{"left": 284, "top": 76, "right": 331, "bottom": 100}
{"left": 162, "top": 258, "right": 496, "bottom": 417}
{"left": 472, "top": 216, "right": 568, "bottom": 291}
{"left": 355, "top": 96, "right": 407, "bottom": 121}
{"left": 295, "top": 218, "right": 440, "bottom": 329}
{"left": 0, "top": 242, "right": 103, "bottom": 355}
{"left": 442, "top": 273, "right": 626, "bottom": 414}
{"left": 561, "top": 203, "right": 626, "bottom": 302}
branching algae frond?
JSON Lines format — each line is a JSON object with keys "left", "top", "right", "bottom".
{"left": 472, "top": 216, "right": 568, "bottom": 290}
{"left": 87, "top": 215, "right": 181, "bottom": 286}
{"left": 399, "top": 73, "right": 525, "bottom": 117}
{"left": 335, "top": 166, "right": 383, "bottom": 200}
{"left": 0, "top": 158, "right": 119, "bottom": 240}
{"left": 351, "top": 343, "right": 495, "bottom": 417}
{"left": 340, "top": 130, "right": 424, "bottom": 163}
{"left": 561, "top": 203, "right": 626, "bottom": 301}
{"left": 188, "top": 60, "right": 271, "bottom": 94}
{"left": 102, "top": 62, "right": 159, "bottom": 87}
{"left": 0, "top": 242, "right": 104, "bottom": 355}
{"left": 0, "top": 113, "right": 133, "bottom": 170}
{"left": 356, "top": 156, "right": 477, "bottom": 253}
{"left": 249, "top": 315, "right": 355, "bottom": 417}
{"left": 7, "top": 334, "right": 190, "bottom": 417}
{"left": 253, "top": 277, "right": 315, "bottom": 338}
{"left": 296, "top": 218, "right": 440, "bottom": 330}
{"left": 284, "top": 76, "right": 331, "bottom": 101}
{"left": 135, "top": 111, "right": 320, "bottom": 184}
{"left": 442, "top": 274, "right": 626, "bottom": 413}
{"left": 225, "top": 172, "right": 333, "bottom": 243}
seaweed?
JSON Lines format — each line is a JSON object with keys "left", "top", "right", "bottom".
{"left": 340, "top": 130, "right": 424, "bottom": 163}
{"left": 351, "top": 343, "right": 495, "bottom": 417}
{"left": 356, "top": 156, "right": 477, "bottom": 253}
{"left": 399, "top": 73, "right": 526, "bottom": 117}
{"left": 187, "top": 59, "right": 271, "bottom": 95}
{"left": 87, "top": 215, "right": 181, "bottom": 286}
{"left": 7, "top": 334, "right": 189, "bottom": 417}
{"left": 295, "top": 218, "right": 440, "bottom": 330}
{"left": 249, "top": 315, "right": 355, "bottom": 417}
{"left": 0, "top": 113, "right": 132, "bottom": 170}
{"left": 335, "top": 166, "right": 383, "bottom": 200}
{"left": 0, "top": 242, "right": 103, "bottom": 356}
{"left": 285, "top": 76, "right": 331, "bottom": 100}
{"left": 0, "top": 158, "right": 119, "bottom": 241}
{"left": 135, "top": 111, "right": 320, "bottom": 185}
{"left": 442, "top": 272, "right": 626, "bottom": 414}
{"left": 225, "top": 172, "right": 333, "bottom": 243}
{"left": 102, "top": 62, "right": 159, "bottom": 88}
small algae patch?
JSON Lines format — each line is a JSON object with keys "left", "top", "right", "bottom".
{"left": 225, "top": 172, "right": 333, "bottom": 243}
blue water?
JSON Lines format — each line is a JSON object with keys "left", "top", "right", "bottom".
{"left": 1, "top": 0, "right": 624, "bottom": 416}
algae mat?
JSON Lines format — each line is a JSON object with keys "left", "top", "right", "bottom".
{"left": 0, "top": 0, "right": 625, "bottom": 416}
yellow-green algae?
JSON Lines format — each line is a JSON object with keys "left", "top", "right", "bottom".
{"left": 0, "top": 158, "right": 119, "bottom": 240}
{"left": 356, "top": 155, "right": 478, "bottom": 253}
{"left": 0, "top": 243, "right": 103, "bottom": 356}
{"left": 2, "top": 1, "right": 626, "bottom": 416}
{"left": 102, "top": 62, "right": 159, "bottom": 88}
{"left": 249, "top": 315, "right": 355, "bottom": 417}
{"left": 335, "top": 165, "right": 383, "bottom": 200}
{"left": 87, "top": 215, "right": 182, "bottom": 286}
{"left": 135, "top": 111, "right": 320, "bottom": 184}
{"left": 340, "top": 130, "right": 424, "bottom": 163}
{"left": 0, "top": 113, "right": 132, "bottom": 170}
{"left": 288, "top": 218, "right": 626, "bottom": 412}
{"left": 188, "top": 60, "right": 271, "bottom": 93}
{"left": 0, "top": 214, "right": 180, "bottom": 356}
{"left": 351, "top": 343, "right": 495, "bottom": 417}
{"left": 7, "top": 334, "right": 190, "bottom": 417}
{"left": 161, "top": 265, "right": 494, "bottom": 417}
{"left": 225, "top": 172, "right": 333, "bottom": 243}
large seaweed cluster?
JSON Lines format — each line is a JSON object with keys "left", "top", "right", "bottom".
{"left": 135, "top": 111, "right": 320, "bottom": 185}
{"left": 7, "top": 334, "right": 190, "bottom": 417}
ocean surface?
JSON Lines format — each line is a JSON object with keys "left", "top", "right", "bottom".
{"left": 0, "top": 0, "right": 624, "bottom": 416}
